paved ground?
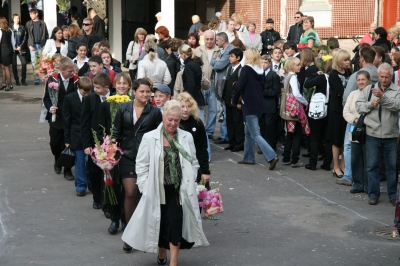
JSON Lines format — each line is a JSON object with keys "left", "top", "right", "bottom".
{"left": 0, "top": 67, "right": 399, "bottom": 266}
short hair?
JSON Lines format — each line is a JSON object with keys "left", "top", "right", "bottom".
{"left": 146, "top": 34, "right": 157, "bottom": 42}
{"left": 132, "top": 77, "right": 153, "bottom": 91}
{"left": 295, "top": 11, "right": 304, "bottom": 17}
{"left": 83, "top": 17, "right": 94, "bottom": 25}
{"left": 274, "top": 40, "right": 284, "bottom": 48}
{"left": 231, "top": 13, "right": 243, "bottom": 25}
{"left": 92, "top": 72, "right": 111, "bottom": 87}
{"left": 356, "top": 70, "right": 371, "bottom": 80}
{"left": 114, "top": 72, "right": 132, "bottom": 88}
{"left": 68, "top": 24, "right": 82, "bottom": 38}
{"left": 244, "top": 48, "right": 261, "bottom": 67}
{"left": 99, "top": 40, "right": 110, "bottom": 49}
{"left": 52, "top": 53, "right": 62, "bottom": 61}
{"left": 216, "top": 32, "right": 228, "bottom": 43}
{"left": 144, "top": 41, "right": 158, "bottom": 61}
{"left": 29, "top": 9, "right": 39, "bottom": 14}
{"left": 388, "top": 26, "right": 400, "bottom": 36}
{"left": 283, "top": 41, "right": 298, "bottom": 52}
{"left": 380, "top": 43, "right": 390, "bottom": 53}
{"left": 261, "top": 54, "right": 271, "bottom": 63}
{"left": 332, "top": 50, "right": 351, "bottom": 71}
{"left": 272, "top": 47, "right": 282, "bottom": 53}
{"left": 99, "top": 50, "right": 114, "bottom": 65}
{"left": 359, "top": 46, "right": 376, "bottom": 64}
{"left": 155, "top": 26, "right": 169, "bottom": 38}
{"left": 167, "top": 38, "right": 184, "bottom": 52}
{"left": 192, "top": 15, "right": 200, "bottom": 23}
{"left": 304, "top": 16, "right": 315, "bottom": 29}
{"left": 231, "top": 38, "right": 246, "bottom": 51}
{"left": 88, "top": 55, "right": 103, "bottom": 65}
{"left": 134, "top": 27, "right": 147, "bottom": 43}
{"left": 176, "top": 92, "right": 200, "bottom": 121}
{"left": 300, "top": 48, "right": 316, "bottom": 67}
{"left": 246, "top": 22, "right": 256, "bottom": 30}
{"left": 373, "top": 46, "right": 385, "bottom": 62}
{"left": 76, "top": 42, "right": 87, "bottom": 51}
{"left": 50, "top": 27, "right": 65, "bottom": 43}
{"left": 163, "top": 99, "right": 183, "bottom": 118}
{"left": 375, "top": 27, "right": 388, "bottom": 39}
{"left": 198, "top": 25, "right": 209, "bottom": 33}
{"left": 284, "top": 57, "right": 300, "bottom": 73}
{"left": 266, "top": 18, "right": 274, "bottom": 24}
{"left": 327, "top": 37, "right": 339, "bottom": 50}
{"left": 58, "top": 57, "right": 75, "bottom": 70}
{"left": 229, "top": 48, "right": 243, "bottom": 61}
{"left": 77, "top": 76, "right": 93, "bottom": 92}
{"left": 377, "top": 62, "right": 394, "bottom": 76}
{"left": 203, "top": 30, "right": 216, "bottom": 40}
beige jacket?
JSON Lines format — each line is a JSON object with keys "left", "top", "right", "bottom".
{"left": 195, "top": 45, "right": 220, "bottom": 80}
{"left": 343, "top": 89, "right": 361, "bottom": 142}
{"left": 137, "top": 55, "right": 171, "bottom": 88}
{"left": 126, "top": 41, "right": 142, "bottom": 70}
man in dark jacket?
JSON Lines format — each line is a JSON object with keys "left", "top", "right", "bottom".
{"left": 89, "top": 8, "right": 105, "bottom": 40}
{"left": 25, "top": 8, "right": 48, "bottom": 85}
{"left": 188, "top": 15, "right": 203, "bottom": 34}
{"left": 286, "top": 12, "right": 304, "bottom": 44}
{"left": 260, "top": 18, "right": 281, "bottom": 55}
{"left": 82, "top": 17, "right": 100, "bottom": 57}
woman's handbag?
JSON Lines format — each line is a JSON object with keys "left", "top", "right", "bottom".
{"left": 351, "top": 89, "right": 373, "bottom": 144}
{"left": 280, "top": 74, "right": 300, "bottom": 121}
{"left": 201, "top": 72, "right": 211, "bottom": 90}
{"left": 57, "top": 147, "right": 75, "bottom": 168}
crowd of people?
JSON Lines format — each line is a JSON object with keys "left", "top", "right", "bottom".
{"left": 4, "top": 6, "right": 399, "bottom": 265}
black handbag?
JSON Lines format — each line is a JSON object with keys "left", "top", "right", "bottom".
{"left": 123, "top": 59, "right": 130, "bottom": 68}
{"left": 351, "top": 89, "right": 373, "bottom": 144}
{"left": 57, "top": 147, "right": 75, "bottom": 168}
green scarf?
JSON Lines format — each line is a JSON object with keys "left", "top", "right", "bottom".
{"left": 162, "top": 126, "right": 192, "bottom": 189}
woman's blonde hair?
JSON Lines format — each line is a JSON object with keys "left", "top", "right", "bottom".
{"left": 192, "top": 15, "right": 200, "bottom": 23}
{"left": 332, "top": 50, "right": 350, "bottom": 72}
{"left": 231, "top": 13, "right": 243, "bottom": 25}
{"left": 284, "top": 57, "right": 300, "bottom": 73}
{"left": 163, "top": 99, "right": 182, "bottom": 118}
{"left": 388, "top": 26, "right": 400, "bottom": 37}
{"left": 179, "top": 44, "right": 195, "bottom": 59}
{"left": 244, "top": 48, "right": 261, "bottom": 67}
{"left": 176, "top": 92, "right": 201, "bottom": 121}
{"left": 145, "top": 41, "right": 158, "bottom": 62}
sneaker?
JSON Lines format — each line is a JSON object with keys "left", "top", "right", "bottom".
{"left": 368, "top": 198, "right": 378, "bottom": 205}
{"left": 269, "top": 157, "right": 279, "bottom": 170}
{"left": 336, "top": 178, "right": 352, "bottom": 186}
{"left": 291, "top": 162, "right": 303, "bottom": 168}
{"left": 390, "top": 199, "right": 396, "bottom": 206}
{"left": 282, "top": 161, "right": 291, "bottom": 165}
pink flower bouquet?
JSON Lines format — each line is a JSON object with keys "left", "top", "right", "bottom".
{"left": 197, "top": 183, "right": 224, "bottom": 217}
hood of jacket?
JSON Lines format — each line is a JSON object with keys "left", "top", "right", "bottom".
{"left": 245, "top": 64, "right": 264, "bottom": 75}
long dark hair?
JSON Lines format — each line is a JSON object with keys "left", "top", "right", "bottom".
{"left": 51, "top": 26, "right": 65, "bottom": 43}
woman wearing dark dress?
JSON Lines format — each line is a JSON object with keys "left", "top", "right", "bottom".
{"left": 0, "top": 17, "right": 15, "bottom": 91}
{"left": 328, "top": 50, "right": 352, "bottom": 178}
{"left": 11, "top": 14, "right": 27, "bottom": 86}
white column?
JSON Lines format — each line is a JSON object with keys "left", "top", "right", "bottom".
{"left": 108, "top": 0, "right": 122, "bottom": 61}
{"left": 43, "top": 0, "right": 57, "bottom": 36}
{"left": 161, "top": 0, "right": 175, "bottom": 38}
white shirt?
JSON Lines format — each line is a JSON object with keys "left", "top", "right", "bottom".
{"left": 73, "top": 56, "right": 89, "bottom": 69}
{"left": 99, "top": 91, "right": 110, "bottom": 102}
{"left": 272, "top": 62, "right": 280, "bottom": 71}
{"left": 206, "top": 49, "right": 214, "bottom": 64}
{"left": 231, "top": 63, "right": 240, "bottom": 74}
{"left": 225, "top": 30, "right": 235, "bottom": 43}
{"left": 77, "top": 89, "right": 84, "bottom": 102}
{"left": 60, "top": 73, "right": 70, "bottom": 91}
{"left": 264, "top": 68, "right": 270, "bottom": 76}
{"left": 288, "top": 72, "right": 308, "bottom": 106}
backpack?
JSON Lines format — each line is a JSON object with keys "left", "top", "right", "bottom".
{"left": 308, "top": 74, "right": 329, "bottom": 119}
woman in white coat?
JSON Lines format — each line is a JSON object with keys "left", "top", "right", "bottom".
{"left": 122, "top": 100, "right": 209, "bottom": 266}
{"left": 241, "top": 22, "right": 263, "bottom": 53}
{"left": 42, "top": 26, "right": 68, "bottom": 58}
{"left": 126, "top": 27, "right": 147, "bottom": 81}
{"left": 137, "top": 40, "right": 171, "bottom": 88}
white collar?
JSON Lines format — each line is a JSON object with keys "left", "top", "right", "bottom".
{"left": 264, "top": 68, "right": 270, "bottom": 75}
{"left": 231, "top": 64, "right": 240, "bottom": 73}
{"left": 77, "top": 89, "right": 83, "bottom": 102}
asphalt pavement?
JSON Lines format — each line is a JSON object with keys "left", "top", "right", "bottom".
{"left": 0, "top": 75, "right": 399, "bottom": 265}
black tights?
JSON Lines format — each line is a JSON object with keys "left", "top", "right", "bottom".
{"left": 122, "top": 178, "right": 141, "bottom": 223}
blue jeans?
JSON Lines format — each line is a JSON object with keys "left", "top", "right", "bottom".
{"left": 243, "top": 115, "right": 277, "bottom": 163}
{"left": 351, "top": 142, "right": 367, "bottom": 192}
{"left": 30, "top": 44, "right": 42, "bottom": 83}
{"left": 343, "top": 124, "right": 352, "bottom": 182}
{"left": 365, "top": 135, "right": 397, "bottom": 200}
{"left": 203, "top": 88, "right": 217, "bottom": 136}
{"left": 74, "top": 149, "right": 89, "bottom": 192}
{"left": 217, "top": 103, "right": 228, "bottom": 141}
{"left": 199, "top": 106, "right": 212, "bottom": 161}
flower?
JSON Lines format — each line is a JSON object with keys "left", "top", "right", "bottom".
{"left": 322, "top": 55, "right": 333, "bottom": 62}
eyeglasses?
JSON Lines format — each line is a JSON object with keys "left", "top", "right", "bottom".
{"left": 294, "top": 16, "right": 301, "bottom": 19}
{"left": 82, "top": 23, "right": 92, "bottom": 26}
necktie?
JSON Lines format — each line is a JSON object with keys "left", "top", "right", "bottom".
{"left": 101, "top": 96, "right": 106, "bottom": 102}
{"left": 230, "top": 67, "right": 234, "bottom": 75}
{"left": 274, "top": 65, "right": 278, "bottom": 70}
{"left": 82, "top": 96, "right": 85, "bottom": 103}
{"left": 63, "top": 79, "right": 69, "bottom": 91}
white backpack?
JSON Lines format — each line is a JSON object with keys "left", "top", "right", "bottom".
{"left": 308, "top": 74, "right": 329, "bottom": 119}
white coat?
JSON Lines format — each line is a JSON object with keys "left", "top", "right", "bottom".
{"left": 42, "top": 39, "right": 68, "bottom": 58}
{"left": 121, "top": 123, "right": 209, "bottom": 253}
{"left": 137, "top": 55, "right": 171, "bottom": 88}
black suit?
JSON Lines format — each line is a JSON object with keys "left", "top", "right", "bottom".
{"left": 43, "top": 74, "right": 77, "bottom": 165}
{"left": 259, "top": 70, "right": 280, "bottom": 150}
{"left": 221, "top": 65, "right": 244, "bottom": 149}
{"left": 63, "top": 91, "right": 84, "bottom": 150}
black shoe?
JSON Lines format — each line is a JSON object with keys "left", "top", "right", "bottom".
{"left": 88, "top": 184, "right": 92, "bottom": 192}
{"left": 350, "top": 188, "right": 364, "bottom": 194}
{"left": 34, "top": 81, "right": 39, "bottom": 85}
{"left": 123, "top": 242, "right": 132, "bottom": 252}
{"left": 213, "top": 137, "right": 222, "bottom": 142}
{"left": 302, "top": 153, "right": 310, "bottom": 157}
{"left": 305, "top": 164, "right": 316, "bottom": 170}
{"left": 54, "top": 163, "right": 62, "bottom": 174}
{"left": 320, "top": 164, "right": 331, "bottom": 171}
{"left": 21, "top": 80, "right": 27, "bottom": 86}
{"left": 64, "top": 170, "right": 74, "bottom": 181}
{"left": 108, "top": 221, "right": 119, "bottom": 234}
{"left": 121, "top": 222, "right": 127, "bottom": 232}
{"left": 232, "top": 147, "right": 244, "bottom": 152}
{"left": 224, "top": 146, "right": 234, "bottom": 150}
{"left": 257, "top": 150, "right": 263, "bottom": 154}
{"left": 15, "top": 80, "right": 20, "bottom": 86}
{"left": 214, "top": 139, "right": 228, "bottom": 144}
{"left": 207, "top": 135, "right": 213, "bottom": 139}
{"left": 0, "top": 83, "right": 6, "bottom": 90}
{"left": 104, "top": 211, "right": 112, "bottom": 219}
{"left": 93, "top": 202, "right": 101, "bottom": 209}
{"left": 76, "top": 190, "right": 86, "bottom": 197}
{"left": 269, "top": 156, "right": 279, "bottom": 170}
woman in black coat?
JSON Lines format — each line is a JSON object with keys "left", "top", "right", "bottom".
{"left": 0, "top": 17, "right": 14, "bottom": 91}
{"left": 372, "top": 27, "right": 392, "bottom": 51}
{"left": 112, "top": 77, "right": 162, "bottom": 252}
{"left": 11, "top": 14, "right": 27, "bottom": 86}
{"left": 161, "top": 40, "right": 181, "bottom": 96}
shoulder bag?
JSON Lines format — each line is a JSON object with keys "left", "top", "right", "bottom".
{"left": 308, "top": 74, "right": 329, "bottom": 119}
{"left": 280, "top": 74, "right": 300, "bottom": 121}
{"left": 351, "top": 89, "right": 373, "bottom": 144}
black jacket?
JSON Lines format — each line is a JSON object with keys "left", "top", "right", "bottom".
{"left": 260, "top": 29, "right": 281, "bottom": 55}
{"left": 97, "top": 101, "right": 112, "bottom": 142}
{"left": 162, "top": 52, "right": 180, "bottom": 95}
{"left": 222, "top": 65, "right": 242, "bottom": 107}
{"left": 92, "top": 15, "right": 105, "bottom": 40}
{"left": 304, "top": 72, "right": 329, "bottom": 96}
{"left": 112, "top": 102, "right": 162, "bottom": 162}
{"left": 63, "top": 91, "right": 84, "bottom": 149}
{"left": 43, "top": 74, "right": 77, "bottom": 129}
{"left": 67, "top": 36, "right": 83, "bottom": 59}
{"left": 297, "top": 64, "right": 319, "bottom": 94}
{"left": 25, "top": 20, "right": 49, "bottom": 47}
{"left": 82, "top": 30, "right": 100, "bottom": 57}
{"left": 286, "top": 23, "right": 304, "bottom": 44}
{"left": 372, "top": 38, "right": 391, "bottom": 51}
{"left": 10, "top": 24, "right": 27, "bottom": 52}
{"left": 263, "top": 70, "right": 281, "bottom": 113}
{"left": 182, "top": 57, "right": 205, "bottom": 106}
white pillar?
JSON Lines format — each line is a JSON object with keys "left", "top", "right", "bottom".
{"left": 43, "top": 0, "right": 57, "bottom": 36}
{"left": 161, "top": 0, "right": 175, "bottom": 38}
{"left": 109, "top": 0, "right": 122, "bottom": 61}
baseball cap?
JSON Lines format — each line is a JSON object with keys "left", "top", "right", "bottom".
{"left": 155, "top": 12, "right": 162, "bottom": 17}
{"left": 154, "top": 84, "right": 171, "bottom": 95}
{"left": 215, "top": 12, "right": 221, "bottom": 17}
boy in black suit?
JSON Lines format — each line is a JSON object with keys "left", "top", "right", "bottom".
{"left": 260, "top": 55, "right": 281, "bottom": 151}
{"left": 81, "top": 73, "right": 114, "bottom": 214}
{"left": 43, "top": 57, "right": 78, "bottom": 180}
{"left": 221, "top": 48, "right": 244, "bottom": 152}
{"left": 63, "top": 77, "right": 92, "bottom": 196}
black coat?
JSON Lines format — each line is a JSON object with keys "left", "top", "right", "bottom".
{"left": 297, "top": 64, "right": 319, "bottom": 94}
{"left": 222, "top": 65, "right": 242, "bottom": 107}
{"left": 112, "top": 102, "right": 162, "bottom": 162}
{"left": 92, "top": 15, "right": 105, "bottom": 40}
{"left": 97, "top": 101, "right": 112, "bottom": 142}
{"left": 82, "top": 31, "right": 100, "bottom": 57}
{"left": 162, "top": 53, "right": 180, "bottom": 95}
{"left": 263, "top": 70, "right": 281, "bottom": 113}
{"left": 67, "top": 36, "right": 83, "bottom": 59}
{"left": 10, "top": 24, "right": 27, "bottom": 52}
{"left": 43, "top": 74, "right": 77, "bottom": 129}
{"left": 182, "top": 57, "right": 205, "bottom": 106}
{"left": 286, "top": 23, "right": 304, "bottom": 44}
{"left": 372, "top": 38, "right": 391, "bottom": 51}
{"left": 260, "top": 29, "right": 281, "bottom": 55}
{"left": 304, "top": 72, "right": 329, "bottom": 96}
{"left": 62, "top": 91, "right": 84, "bottom": 149}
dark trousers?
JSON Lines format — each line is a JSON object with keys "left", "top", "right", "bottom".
{"left": 88, "top": 159, "right": 103, "bottom": 205}
{"left": 108, "top": 167, "right": 125, "bottom": 223}
{"left": 351, "top": 142, "right": 368, "bottom": 191}
{"left": 49, "top": 126, "right": 65, "bottom": 162}
{"left": 129, "top": 69, "right": 137, "bottom": 82}
{"left": 308, "top": 117, "right": 331, "bottom": 166}
{"left": 282, "top": 121, "right": 302, "bottom": 164}
{"left": 274, "top": 114, "right": 286, "bottom": 142}
{"left": 225, "top": 105, "right": 244, "bottom": 149}
{"left": 259, "top": 113, "right": 277, "bottom": 151}
{"left": 12, "top": 51, "right": 27, "bottom": 82}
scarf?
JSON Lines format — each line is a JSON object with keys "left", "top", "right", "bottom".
{"left": 162, "top": 126, "right": 192, "bottom": 189}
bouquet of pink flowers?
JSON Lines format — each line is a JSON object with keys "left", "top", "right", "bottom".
{"left": 47, "top": 77, "right": 59, "bottom": 122}
{"left": 35, "top": 54, "right": 57, "bottom": 82}
{"left": 196, "top": 182, "right": 224, "bottom": 217}
{"left": 91, "top": 128, "right": 123, "bottom": 205}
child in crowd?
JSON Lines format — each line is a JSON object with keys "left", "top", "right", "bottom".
{"left": 85, "top": 56, "right": 114, "bottom": 89}
{"left": 92, "top": 42, "right": 100, "bottom": 56}
{"left": 153, "top": 84, "right": 171, "bottom": 113}
{"left": 271, "top": 47, "right": 283, "bottom": 71}
{"left": 73, "top": 43, "right": 89, "bottom": 76}
{"left": 98, "top": 40, "right": 122, "bottom": 69}
{"left": 100, "top": 50, "right": 122, "bottom": 74}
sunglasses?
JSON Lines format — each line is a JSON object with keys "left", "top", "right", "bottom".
{"left": 294, "top": 16, "right": 301, "bottom": 19}
{"left": 82, "top": 23, "right": 92, "bottom": 26}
